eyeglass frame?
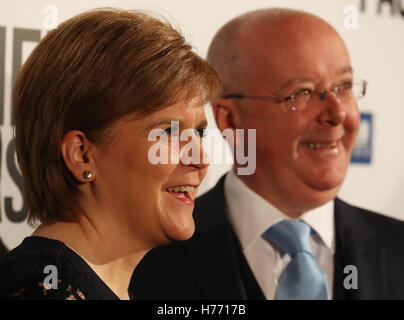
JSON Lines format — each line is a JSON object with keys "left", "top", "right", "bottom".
{"left": 223, "top": 79, "right": 368, "bottom": 111}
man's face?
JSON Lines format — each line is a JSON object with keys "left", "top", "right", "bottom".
{"left": 234, "top": 20, "right": 360, "bottom": 215}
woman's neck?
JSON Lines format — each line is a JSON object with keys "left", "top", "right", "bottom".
{"left": 32, "top": 219, "right": 149, "bottom": 300}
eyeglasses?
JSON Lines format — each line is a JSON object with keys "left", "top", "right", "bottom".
{"left": 223, "top": 79, "right": 368, "bottom": 112}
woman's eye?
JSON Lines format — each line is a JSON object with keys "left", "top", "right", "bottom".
{"left": 195, "top": 127, "right": 207, "bottom": 138}
{"left": 164, "top": 125, "right": 179, "bottom": 136}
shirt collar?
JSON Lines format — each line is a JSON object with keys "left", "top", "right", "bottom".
{"left": 301, "top": 200, "right": 335, "bottom": 254}
{"left": 224, "top": 170, "right": 335, "bottom": 254}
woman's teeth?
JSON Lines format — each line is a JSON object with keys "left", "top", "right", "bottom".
{"left": 167, "top": 186, "right": 195, "bottom": 193}
{"left": 304, "top": 141, "right": 337, "bottom": 149}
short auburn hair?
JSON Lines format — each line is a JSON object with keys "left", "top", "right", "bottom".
{"left": 13, "top": 8, "right": 221, "bottom": 226}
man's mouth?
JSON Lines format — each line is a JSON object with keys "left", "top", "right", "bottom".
{"left": 303, "top": 141, "right": 338, "bottom": 149}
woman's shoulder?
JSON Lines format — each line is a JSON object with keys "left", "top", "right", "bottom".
{"left": 0, "top": 236, "right": 103, "bottom": 300}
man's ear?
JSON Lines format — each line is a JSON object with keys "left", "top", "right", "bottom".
{"left": 213, "top": 98, "right": 243, "bottom": 150}
{"left": 60, "top": 130, "right": 95, "bottom": 183}
{"left": 213, "top": 98, "right": 237, "bottom": 132}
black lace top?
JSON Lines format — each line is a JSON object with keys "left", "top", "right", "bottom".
{"left": 0, "top": 236, "right": 133, "bottom": 300}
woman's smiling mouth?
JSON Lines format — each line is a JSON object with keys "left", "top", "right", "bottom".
{"left": 166, "top": 185, "right": 197, "bottom": 205}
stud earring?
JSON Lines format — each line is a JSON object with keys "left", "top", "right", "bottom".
{"left": 82, "top": 170, "right": 93, "bottom": 180}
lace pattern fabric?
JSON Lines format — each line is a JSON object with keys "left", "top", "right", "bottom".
{"left": 0, "top": 237, "right": 121, "bottom": 300}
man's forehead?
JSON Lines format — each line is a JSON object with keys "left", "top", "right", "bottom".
{"left": 278, "top": 66, "right": 353, "bottom": 89}
{"left": 238, "top": 16, "right": 350, "bottom": 84}
{"left": 238, "top": 10, "right": 342, "bottom": 56}
{"left": 210, "top": 9, "right": 350, "bottom": 93}
{"left": 241, "top": 10, "right": 333, "bottom": 37}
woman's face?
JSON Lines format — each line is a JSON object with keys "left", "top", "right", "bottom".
{"left": 92, "top": 96, "right": 209, "bottom": 248}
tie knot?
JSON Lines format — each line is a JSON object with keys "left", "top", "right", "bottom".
{"left": 262, "top": 220, "right": 312, "bottom": 257}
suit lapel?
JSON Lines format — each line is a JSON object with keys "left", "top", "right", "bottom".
{"left": 333, "top": 198, "right": 384, "bottom": 299}
{"left": 184, "top": 175, "right": 265, "bottom": 299}
{"left": 183, "top": 228, "right": 248, "bottom": 299}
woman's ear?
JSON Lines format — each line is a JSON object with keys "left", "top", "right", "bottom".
{"left": 60, "top": 130, "right": 95, "bottom": 183}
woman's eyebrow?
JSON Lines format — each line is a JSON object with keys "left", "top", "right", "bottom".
{"left": 146, "top": 119, "right": 183, "bottom": 131}
{"left": 147, "top": 118, "right": 208, "bottom": 130}
{"left": 196, "top": 119, "right": 208, "bottom": 128}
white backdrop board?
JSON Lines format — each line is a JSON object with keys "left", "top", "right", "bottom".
{"left": 0, "top": 0, "right": 403, "bottom": 250}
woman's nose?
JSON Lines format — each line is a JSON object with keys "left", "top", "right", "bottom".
{"left": 179, "top": 133, "right": 210, "bottom": 169}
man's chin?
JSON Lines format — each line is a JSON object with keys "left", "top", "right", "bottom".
{"left": 304, "top": 181, "right": 342, "bottom": 206}
{"left": 309, "top": 179, "right": 342, "bottom": 192}
{"left": 285, "top": 188, "right": 340, "bottom": 218}
{"left": 302, "top": 165, "right": 346, "bottom": 191}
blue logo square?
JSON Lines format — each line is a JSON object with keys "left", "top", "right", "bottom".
{"left": 351, "top": 112, "right": 372, "bottom": 164}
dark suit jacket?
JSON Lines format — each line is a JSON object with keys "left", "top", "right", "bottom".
{"left": 0, "top": 238, "right": 8, "bottom": 263}
{"left": 132, "top": 175, "right": 404, "bottom": 299}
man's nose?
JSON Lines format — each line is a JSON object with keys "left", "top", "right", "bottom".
{"left": 317, "top": 91, "right": 346, "bottom": 126}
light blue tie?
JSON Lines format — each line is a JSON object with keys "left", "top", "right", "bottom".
{"left": 262, "top": 219, "right": 329, "bottom": 300}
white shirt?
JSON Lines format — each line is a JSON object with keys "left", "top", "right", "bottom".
{"left": 224, "top": 170, "right": 335, "bottom": 299}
